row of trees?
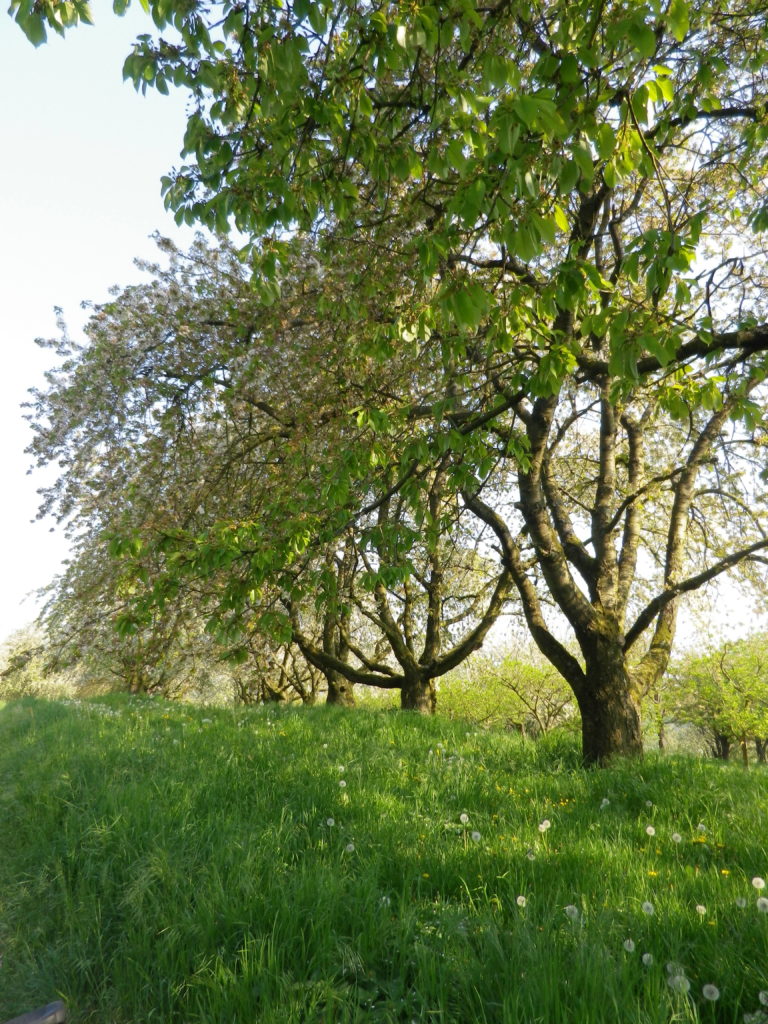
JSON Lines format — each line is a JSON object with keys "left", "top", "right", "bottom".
{"left": 5, "top": 611, "right": 767, "bottom": 763}
{"left": 12, "top": 0, "right": 768, "bottom": 761}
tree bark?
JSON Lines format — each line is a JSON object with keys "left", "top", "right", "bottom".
{"left": 712, "top": 733, "right": 731, "bottom": 760}
{"left": 400, "top": 673, "right": 436, "bottom": 713}
{"left": 577, "top": 636, "right": 643, "bottom": 764}
{"left": 326, "top": 671, "right": 355, "bottom": 707}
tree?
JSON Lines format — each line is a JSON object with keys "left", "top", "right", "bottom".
{"left": 28, "top": 236, "right": 512, "bottom": 711}
{"left": 667, "top": 633, "right": 768, "bottom": 764}
{"left": 16, "top": 0, "right": 768, "bottom": 761}
{"left": 288, "top": 473, "right": 513, "bottom": 712}
{"left": 443, "top": 649, "right": 576, "bottom": 734}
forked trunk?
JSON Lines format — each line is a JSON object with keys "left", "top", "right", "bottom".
{"left": 400, "top": 674, "right": 436, "bottom": 713}
{"left": 577, "top": 646, "right": 643, "bottom": 765}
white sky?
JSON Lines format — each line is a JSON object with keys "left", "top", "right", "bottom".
{"left": 0, "top": 7, "right": 196, "bottom": 638}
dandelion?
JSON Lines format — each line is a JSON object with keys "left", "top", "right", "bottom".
{"left": 564, "top": 905, "right": 580, "bottom": 921}
{"left": 345, "top": 842, "right": 355, "bottom": 853}
{"left": 201, "top": 718, "right": 212, "bottom": 724}
{"left": 672, "top": 832, "right": 682, "bottom": 843}
{"left": 526, "top": 849, "right": 536, "bottom": 860}
{"left": 642, "top": 901, "right": 655, "bottom": 915}
{"left": 695, "top": 904, "right": 707, "bottom": 916}
{"left": 623, "top": 939, "right": 636, "bottom": 953}
{"left": 702, "top": 985, "right": 720, "bottom": 1001}
{"left": 339, "top": 780, "right": 347, "bottom": 788}
{"left": 539, "top": 819, "right": 551, "bottom": 832}
{"left": 759, "top": 991, "right": 768, "bottom": 1007}
{"left": 326, "top": 817, "right": 335, "bottom": 827}
{"left": 600, "top": 798, "right": 610, "bottom": 809}
{"left": 757, "top": 897, "right": 768, "bottom": 912}
{"left": 516, "top": 895, "right": 527, "bottom": 907}
{"left": 645, "top": 800, "right": 653, "bottom": 808}
{"left": 646, "top": 825, "right": 656, "bottom": 836}
{"left": 642, "top": 953, "right": 654, "bottom": 966}
{"left": 668, "top": 974, "right": 691, "bottom": 994}
{"left": 697, "top": 823, "right": 707, "bottom": 833}
{"left": 338, "top": 765, "right": 345, "bottom": 772}
{"left": 460, "top": 813, "right": 469, "bottom": 824}
{"left": 470, "top": 830, "right": 481, "bottom": 842}
{"left": 752, "top": 876, "right": 766, "bottom": 890}
{"left": 735, "top": 897, "right": 747, "bottom": 908}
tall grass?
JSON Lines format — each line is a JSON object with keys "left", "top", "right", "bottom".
{"left": 0, "top": 697, "right": 766, "bottom": 1023}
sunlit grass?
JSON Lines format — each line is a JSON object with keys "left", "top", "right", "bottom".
{"left": 0, "top": 696, "right": 766, "bottom": 1023}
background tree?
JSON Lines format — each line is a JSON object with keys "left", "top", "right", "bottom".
{"left": 666, "top": 633, "right": 768, "bottom": 763}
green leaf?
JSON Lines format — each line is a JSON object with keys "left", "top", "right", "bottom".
{"left": 667, "top": 0, "right": 689, "bottom": 42}
{"left": 446, "top": 282, "right": 490, "bottom": 328}
{"left": 559, "top": 54, "right": 580, "bottom": 84}
{"left": 593, "top": 123, "right": 615, "bottom": 160}
{"left": 15, "top": 10, "right": 47, "bottom": 45}
{"left": 628, "top": 19, "right": 657, "bottom": 58}
{"left": 552, "top": 205, "right": 570, "bottom": 232}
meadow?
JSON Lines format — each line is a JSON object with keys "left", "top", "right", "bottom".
{"left": 0, "top": 697, "right": 766, "bottom": 1024}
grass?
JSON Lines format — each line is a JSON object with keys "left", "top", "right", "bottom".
{"left": 0, "top": 697, "right": 766, "bottom": 1023}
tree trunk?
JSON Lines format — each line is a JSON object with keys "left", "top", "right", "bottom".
{"left": 325, "top": 672, "right": 355, "bottom": 707}
{"left": 756, "top": 737, "right": 767, "bottom": 764}
{"left": 740, "top": 733, "right": 749, "bottom": 768}
{"left": 400, "top": 674, "right": 436, "bottom": 713}
{"left": 713, "top": 733, "right": 731, "bottom": 760}
{"left": 577, "top": 647, "right": 643, "bottom": 764}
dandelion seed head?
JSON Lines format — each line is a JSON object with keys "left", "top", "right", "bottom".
{"left": 526, "top": 849, "right": 536, "bottom": 860}
{"left": 668, "top": 974, "right": 691, "bottom": 994}
{"left": 642, "top": 901, "right": 655, "bottom": 915}
{"left": 735, "top": 897, "right": 747, "bottom": 908}
{"left": 645, "top": 800, "right": 653, "bottom": 808}
{"left": 460, "top": 813, "right": 469, "bottom": 824}
{"left": 696, "top": 904, "right": 707, "bottom": 916}
{"left": 759, "top": 991, "right": 768, "bottom": 1007}
{"left": 345, "top": 842, "right": 355, "bottom": 853}
{"left": 697, "top": 823, "right": 707, "bottom": 833}
{"left": 470, "top": 830, "right": 481, "bottom": 842}
{"left": 641, "top": 953, "right": 653, "bottom": 966}
{"left": 539, "top": 819, "right": 551, "bottom": 832}
{"left": 646, "top": 825, "right": 656, "bottom": 836}
{"left": 516, "top": 895, "right": 527, "bottom": 907}
{"left": 600, "top": 798, "right": 610, "bottom": 809}
{"left": 672, "top": 832, "right": 682, "bottom": 843}
{"left": 338, "top": 780, "right": 347, "bottom": 788}
{"left": 702, "top": 984, "right": 720, "bottom": 1001}
{"left": 752, "top": 876, "right": 766, "bottom": 890}
{"left": 564, "top": 904, "right": 580, "bottom": 921}
{"left": 326, "top": 817, "right": 335, "bottom": 827}
{"left": 757, "top": 897, "right": 768, "bottom": 912}
{"left": 623, "top": 939, "right": 635, "bottom": 953}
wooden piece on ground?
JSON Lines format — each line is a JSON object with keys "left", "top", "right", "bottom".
{"left": 1, "top": 1001, "right": 67, "bottom": 1024}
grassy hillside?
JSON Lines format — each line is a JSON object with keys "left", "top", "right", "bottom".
{"left": 0, "top": 697, "right": 766, "bottom": 1023}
